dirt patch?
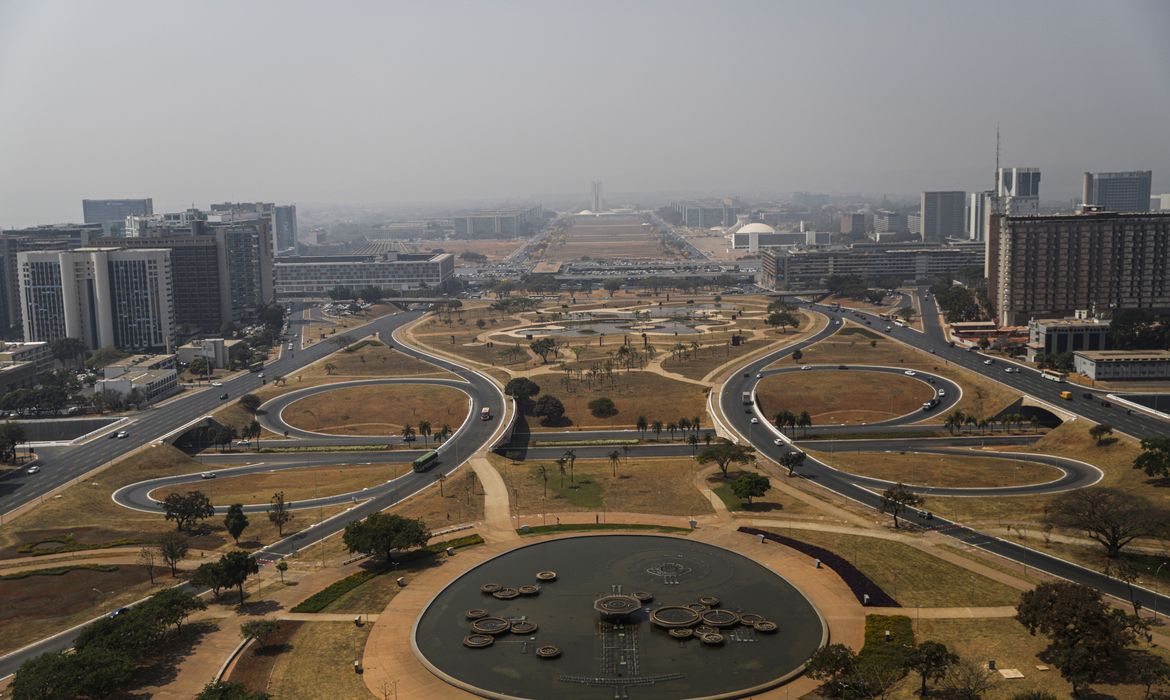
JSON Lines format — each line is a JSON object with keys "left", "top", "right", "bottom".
{"left": 149, "top": 463, "right": 411, "bottom": 505}
{"left": 809, "top": 450, "right": 1063, "bottom": 488}
{"left": 282, "top": 384, "right": 469, "bottom": 436}
{"left": 755, "top": 370, "right": 932, "bottom": 425}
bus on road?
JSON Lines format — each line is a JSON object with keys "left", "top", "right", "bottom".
{"left": 1041, "top": 369, "right": 1067, "bottom": 382}
{"left": 412, "top": 450, "right": 439, "bottom": 472}
{"left": 742, "top": 391, "right": 753, "bottom": 405}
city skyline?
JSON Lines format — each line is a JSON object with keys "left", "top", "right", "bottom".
{"left": 2, "top": 0, "right": 1169, "bottom": 227}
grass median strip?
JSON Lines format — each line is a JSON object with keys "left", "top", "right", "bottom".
{"left": 531, "top": 438, "right": 641, "bottom": 447}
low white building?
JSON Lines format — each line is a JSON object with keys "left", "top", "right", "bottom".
{"left": 94, "top": 354, "right": 180, "bottom": 404}
{"left": 1073, "top": 350, "right": 1170, "bottom": 381}
{"left": 176, "top": 338, "right": 244, "bottom": 369}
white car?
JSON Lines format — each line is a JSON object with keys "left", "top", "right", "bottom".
{"left": 26, "top": 465, "right": 40, "bottom": 474}
{"left": 211, "top": 381, "right": 223, "bottom": 387}
{"left": 773, "top": 438, "right": 784, "bottom": 446}
{"left": 756, "top": 373, "right": 763, "bottom": 378}
{"left": 904, "top": 370, "right": 917, "bottom": 376}
{"left": 983, "top": 359, "right": 994, "bottom": 365}
{"left": 1004, "top": 367, "right": 1018, "bottom": 373}
{"left": 938, "top": 389, "right": 946, "bottom": 397}
{"left": 750, "top": 417, "right": 759, "bottom": 424}
{"left": 200, "top": 472, "right": 216, "bottom": 479}
{"left": 116, "top": 430, "right": 128, "bottom": 439}
{"left": 800, "top": 365, "right": 812, "bottom": 371}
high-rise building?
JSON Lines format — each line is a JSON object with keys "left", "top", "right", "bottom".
{"left": 0, "top": 225, "right": 101, "bottom": 335}
{"left": 273, "top": 205, "right": 298, "bottom": 254}
{"left": 82, "top": 199, "right": 154, "bottom": 230}
{"left": 760, "top": 242, "right": 984, "bottom": 290}
{"left": 840, "top": 213, "right": 867, "bottom": 236}
{"left": 274, "top": 252, "right": 455, "bottom": 298}
{"left": 968, "top": 191, "right": 993, "bottom": 241}
{"left": 591, "top": 181, "right": 603, "bottom": 212}
{"left": 873, "top": 210, "right": 908, "bottom": 235}
{"left": 18, "top": 248, "right": 174, "bottom": 352}
{"left": 989, "top": 210, "right": 1170, "bottom": 326}
{"left": 996, "top": 167, "right": 1041, "bottom": 216}
{"left": 1082, "top": 171, "right": 1152, "bottom": 212}
{"left": 919, "top": 191, "right": 966, "bottom": 242}
{"left": 1155, "top": 194, "right": 1170, "bottom": 211}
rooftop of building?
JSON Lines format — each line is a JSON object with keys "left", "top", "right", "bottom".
{"left": 177, "top": 338, "right": 244, "bottom": 349}
{"left": 106, "top": 354, "right": 175, "bottom": 369}
{"left": 1005, "top": 210, "right": 1170, "bottom": 222}
{"left": 1075, "top": 350, "right": 1170, "bottom": 362}
{"left": 275, "top": 252, "right": 451, "bottom": 264}
{"left": 1030, "top": 316, "right": 1112, "bottom": 328}
{"left": 738, "top": 223, "right": 776, "bottom": 234}
{"left": 97, "top": 368, "right": 176, "bottom": 384}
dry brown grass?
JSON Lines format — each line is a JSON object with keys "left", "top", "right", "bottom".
{"left": 756, "top": 370, "right": 933, "bottom": 425}
{"left": 530, "top": 371, "right": 708, "bottom": 431}
{"left": 404, "top": 238, "right": 526, "bottom": 260}
{"left": 281, "top": 384, "right": 469, "bottom": 436}
{"left": 266, "top": 622, "right": 376, "bottom": 700}
{"left": 147, "top": 463, "right": 409, "bottom": 505}
{"left": 885, "top": 617, "right": 1170, "bottom": 700}
{"left": 0, "top": 444, "right": 348, "bottom": 559}
{"left": 808, "top": 450, "right": 1062, "bottom": 488}
{"left": 494, "top": 456, "right": 714, "bottom": 517}
{"left": 390, "top": 468, "right": 485, "bottom": 530}
{"left": 0, "top": 565, "right": 169, "bottom": 655}
{"left": 772, "top": 324, "right": 1022, "bottom": 422}
{"left": 761, "top": 527, "right": 1021, "bottom": 607}
{"left": 301, "top": 303, "right": 398, "bottom": 347}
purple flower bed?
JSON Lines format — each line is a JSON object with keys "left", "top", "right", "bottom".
{"left": 738, "top": 527, "right": 900, "bottom": 607}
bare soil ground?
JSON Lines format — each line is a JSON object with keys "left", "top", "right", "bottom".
{"left": 807, "top": 450, "right": 1062, "bottom": 488}
{"left": 281, "top": 384, "right": 469, "bottom": 436}
{"left": 755, "top": 370, "right": 933, "bottom": 425}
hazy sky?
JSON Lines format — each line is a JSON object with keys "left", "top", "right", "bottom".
{"left": 2, "top": 0, "right": 1168, "bottom": 226}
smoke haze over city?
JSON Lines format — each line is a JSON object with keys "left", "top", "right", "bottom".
{"left": 1, "top": 0, "right": 1168, "bottom": 226}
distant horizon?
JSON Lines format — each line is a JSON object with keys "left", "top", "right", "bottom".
{"left": 2, "top": 0, "right": 1168, "bottom": 227}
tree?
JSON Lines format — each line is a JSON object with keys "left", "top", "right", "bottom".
{"left": 342, "top": 513, "right": 430, "bottom": 562}
{"left": 267, "top": 491, "right": 294, "bottom": 536}
{"left": 157, "top": 531, "right": 189, "bottom": 576}
{"left": 804, "top": 643, "right": 859, "bottom": 697}
{"left": 275, "top": 560, "right": 288, "bottom": 584}
{"left": 1016, "top": 581, "right": 1135, "bottom": 695}
{"left": 797, "top": 410, "right": 812, "bottom": 437}
{"left": 196, "top": 680, "right": 271, "bottom": 700}
{"left": 532, "top": 395, "right": 566, "bottom": 426}
{"left": 792, "top": 348, "right": 803, "bottom": 363}
{"left": 151, "top": 588, "right": 207, "bottom": 634}
{"left": 192, "top": 561, "right": 229, "bottom": 600}
{"left": 238, "top": 393, "right": 261, "bottom": 414}
{"left": 562, "top": 449, "right": 577, "bottom": 483}
{"left": 1088, "top": 423, "right": 1114, "bottom": 446}
{"left": 218, "top": 550, "right": 259, "bottom": 603}
{"left": 607, "top": 450, "right": 621, "bottom": 477}
{"left": 696, "top": 439, "right": 755, "bottom": 478}
{"left": 138, "top": 545, "right": 158, "bottom": 585}
{"left": 652, "top": 420, "right": 663, "bottom": 440}
{"left": 504, "top": 377, "right": 541, "bottom": 405}
{"left": 1130, "top": 654, "right": 1170, "bottom": 700}
{"left": 188, "top": 356, "right": 211, "bottom": 377}
{"left": 358, "top": 286, "right": 384, "bottom": 303}
{"left": 418, "top": 420, "right": 432, "bottom": 445}
{"left": 636, "top": 415, "right": 648, "bottom": 439}
{"left": 86, "top": 345, "right": 129, "bottom": 369}
{"left": 529, "top": 337, "right": 557, "bottom": 364}
{"left": 0, "top": 422, "right": 27, "bottom": 464}
{"left": 602, "top": 278, "right": 623, "bottom": 297}
{"left": 779, "top": 450, "right": 806, "bottom": 477}
{"left": 163, "top": 491, "right": 214, "bottom": 532}
{"left": 241, "top": 619, "right": 281, "bottom": 649}
{"left": 589, "top": 397, "right": 617, "bottom": 418}
{"left": 1133, "top": 437, "right": 1170, "bottom": 478}
{"left": 401, "top": 424, "right": 416, "bottom": 442}
{"left": 50, "top": 336, "right": 89, "bottom": 368}
{"left": 907, "top": 640, "right": 958, "bottom": 696}
{"left": 880, "top": 482, "right": 923, "bottom": 529}
{"left": 765, "top": 310, "right": 800, "bottom": 332}
{"left": 536, "top": 465, "right": 548, "bottom": 498}
{"left": 1044, "top": 487, "right": 1166, "bottom": 559}
{"left": 12, "top": 647, "right": 133, "bottom": 700}
{"left": 324, "top": 362, "right": 336, "bottom": 375}
{"left": 223, "top": 504, "right": 249, "bottom": 544}
{"left": 730, "top": 472, "right": 771, "bottom": 506}
{"left": 941, "top": 659, "right": 997, "bottom": 700}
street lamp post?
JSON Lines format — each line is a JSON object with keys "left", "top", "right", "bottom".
{"left": 1153, "top": 561, "right": 1168, "bottom": 621}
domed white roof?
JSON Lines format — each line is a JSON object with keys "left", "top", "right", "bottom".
{"left": 739, "top": 223, "right": 776, "bottom": 234}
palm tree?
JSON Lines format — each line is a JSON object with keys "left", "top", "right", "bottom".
{"left": 687, "top": 433, "right": 699, "bottom": 455}
{"left": 607, "top": 450, "right": 621, "bottom": 477}
{"left": 562, "top": 449, "right": 577, "bottom": 483}
{"left": 636, "top": 415, "right": 648, "bottom": 439}
{"left": 678, "top": 417, "right": 691, "bottom": 433}
{"left": 439, "top": 423, "right": 453, "bottom": 443}
{"left": 401, "top": 424, "right": 416, "bottom": 442}
{"left": 965, "top": 415, "right": 978, "bottom": 433}
{"left": 944, "top": 410, "right": 965, "bottom": 435}
{"left": 798, "top": 411, "right": 812, "bottom": 437}
{"left": 691, "top": 416, "right": 701, "bottom": 434}
{"left": 667, "top": 422, "right": 678, "bottom": 440}
{"left": 652, "top": 420, "right": 663, "bottom": 441}
{"left": 978, "top": 418, "right": 989, "bottom": 434}
{"left": 537, "top": 465, "right": 549, "bottom": 499}
{"left": 1029, "top": 415, "right": 1040, "bottom": 432}
{"left": 418, "top": 420, "right": 432, "bottom": 446}
{"left": 556, "top": 457, "right": 567, "bottom": 487}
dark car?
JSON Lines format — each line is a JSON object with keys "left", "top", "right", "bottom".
{"left": 1101, "top": 401, "right": 1112, "bottom": 408}
{"left": 219, "top": 392, "right": 229, "bottom": 400}
{"left": 837, "top": 365, "right": 848, "bottom": 370}
{"left": 1082, "top": 393, "right": 1093, "bottom": 399}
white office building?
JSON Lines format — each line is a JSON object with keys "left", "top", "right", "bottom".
{"left": 274, "top": 252, "right": 455, "bottom": 298}
{"left": 18, "top": 248, "right": 175, "bottom": 352}
{"left": 997, "top": 167, "right": 1041, "bottom": 216}
{"left": 968, "top": 191, "right": 993, "bottom": 241}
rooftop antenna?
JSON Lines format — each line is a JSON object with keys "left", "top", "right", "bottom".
{"left": 993, "top": 123, "right": 1002, "bottom": 216}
